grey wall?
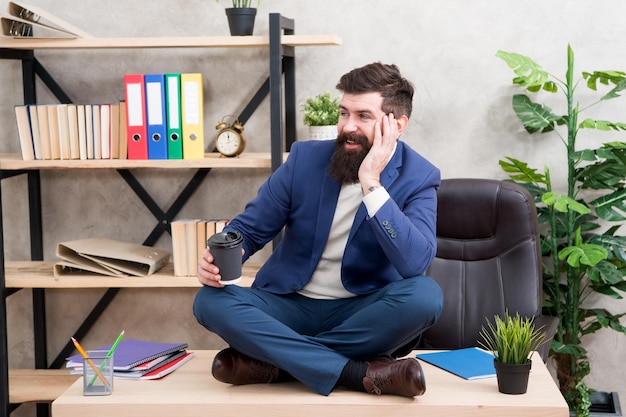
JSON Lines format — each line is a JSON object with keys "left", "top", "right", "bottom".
{"left": 2, "top": 0, "right": 626, "bottom": 414}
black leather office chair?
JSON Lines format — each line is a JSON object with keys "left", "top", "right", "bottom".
{"left": 420, "top": 178, "right": 557, "bottom": 362}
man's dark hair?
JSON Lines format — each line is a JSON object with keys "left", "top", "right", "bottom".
{"left": 336, "top": 62, "right": 414, "bottom": 118}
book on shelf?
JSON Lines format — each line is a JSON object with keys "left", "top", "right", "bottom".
{"left": 415, "top": 347, "right": 497, "bottom": 380}
{"left": 3, "top": 1, "right": 92, "bottom": 38}
{"left": 170, "top": 219, "right": 229, "bottom": 277}
{"left": 13, "top": 103, "right": 127, "bottom": 161}
{"left": 54, "top": 237, "right": 170, "bottom": 278}
{"left": 27, "top": 105, "right": 43, "bottom": 159}
{"left": 35, "top": 105, "right": 52, "bottom": 160}
{"left": 66, "top": 338, "right": 193, "bottom": 380}
{"left": 57, "top": 104, "right": 71, "bottom": 159}
{"left": 47, "top": 105, "right": 61, "bottom": 159}
{"left": 13, "top": 105, "right": 35, "bottom": 160}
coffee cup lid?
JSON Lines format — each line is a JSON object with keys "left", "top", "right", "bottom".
{"left": 207, "top": 231, "right": 243, "bottom": 249}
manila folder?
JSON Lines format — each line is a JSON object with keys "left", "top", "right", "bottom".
{"left": 55, "top": 237, "right": 170, "bottom": 277}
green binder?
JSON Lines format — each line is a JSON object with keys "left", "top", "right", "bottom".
{"left": 165, "top": 73, "right": 183, "bottom": 159}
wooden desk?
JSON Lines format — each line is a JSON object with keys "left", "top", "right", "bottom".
{"left": 52, "top": 350, "right": 568, "bottom": 417}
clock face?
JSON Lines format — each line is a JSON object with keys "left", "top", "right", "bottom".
{"left": 216, "top": 129, "right": 243, "bottom": 156}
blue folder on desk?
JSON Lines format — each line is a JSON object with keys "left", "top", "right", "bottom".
{"left": 416, "top": 347, "right": 496, "bottom": 380}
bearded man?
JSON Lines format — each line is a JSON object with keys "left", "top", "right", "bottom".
{"left": 194, "top": 62, "right": 443, "bottom": 397}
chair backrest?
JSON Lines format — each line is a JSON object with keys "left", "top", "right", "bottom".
{"left": 421, "top": 178, "right": 543, "bottom": 350}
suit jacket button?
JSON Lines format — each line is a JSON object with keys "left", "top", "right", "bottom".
{"left": 290, "top": 284, "right": 299, "bottom": 291}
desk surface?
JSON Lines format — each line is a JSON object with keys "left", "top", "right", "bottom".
{"left": 52, "top": 350, "right": 568, "bottom": 417}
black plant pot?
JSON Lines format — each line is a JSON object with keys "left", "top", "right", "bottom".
{"left": 494, "top": 359, "right": 532, "bottom": 395}
{"left": 225, "top": 8, "right": 257, "bottom": 36}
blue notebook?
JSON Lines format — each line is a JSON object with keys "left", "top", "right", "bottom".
{"left": 66, "top": 339, "right": 188, "bottom": 371}
{"left": 416, "top": 347, "right": 496, "bottom": 380}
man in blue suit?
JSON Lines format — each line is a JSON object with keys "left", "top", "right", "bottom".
{"left": 194, "top": 62, "right": 443, "bottom": 397}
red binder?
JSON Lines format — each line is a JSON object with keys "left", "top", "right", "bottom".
{"left": 124, "top": 74, "right": 148, "bottom": 159}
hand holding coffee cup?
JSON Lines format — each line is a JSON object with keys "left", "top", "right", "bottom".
{"left": 207, "top": 231, "right": 244, "bottom": 285}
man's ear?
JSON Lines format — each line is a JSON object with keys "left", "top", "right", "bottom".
{"left": 396, "top": 114, "right": 409, "bottom": 135}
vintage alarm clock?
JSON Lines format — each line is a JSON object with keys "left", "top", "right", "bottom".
{"left": 215, "top": 115, "right": 247, "bottom": 157}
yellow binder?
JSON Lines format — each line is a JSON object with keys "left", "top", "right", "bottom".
{"left": 180, "top": 73, "right": 205, "bottom": 159}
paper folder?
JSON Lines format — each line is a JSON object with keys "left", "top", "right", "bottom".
{"left": 145, "top": 74, "right": 168, "bottom": 159}
{"left": 165, "top": 74, "right": 183, "bottom": 159}
{"left": 54, "top": 237, "right": 171, "bottom": 277}
{"left": 180, "top": 73, "right": 205, "bottom": 159}
{"left": 124, "top": 74, "right": 148, "bottom": 159}
{"left": 6, "top": 1, "right": 92, "bottom": 37}
{"left": 1, "top": 16, "right": 77, "bottom": 38}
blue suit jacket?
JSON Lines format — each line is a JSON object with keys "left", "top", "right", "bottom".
{"left": 224, "top": 139, "right": 440, "bottom": 295}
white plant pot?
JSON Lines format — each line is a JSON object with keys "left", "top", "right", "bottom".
{"left": 308, "top": 125, "right": 337, "bottom": 140}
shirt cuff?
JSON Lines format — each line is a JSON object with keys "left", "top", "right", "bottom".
{"left": 363, "top": 186, "right": 390, "bottom": 217}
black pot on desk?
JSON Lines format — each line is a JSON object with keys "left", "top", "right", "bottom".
{"left": 494, "top": 360, "right": 532, "bottom": 395}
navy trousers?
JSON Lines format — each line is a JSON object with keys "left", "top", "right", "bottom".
{"left": 193, "top": 276, "right": 443, "bottom": 395}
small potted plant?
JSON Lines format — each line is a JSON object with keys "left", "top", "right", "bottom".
{"left": 479, "top": 311, "right": 547, "bottom": 395}
{"left": 216, "top": 1, "right": 259, "bottom": 36}
{"left": 301, "top": 92, "right": 340, "bottom": 140}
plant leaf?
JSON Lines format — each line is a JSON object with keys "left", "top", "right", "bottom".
{"left": 498, "top": 157, "right": 547, "bottom": 184}
{"left": 496, "top": 51, "right": 550, "bottom": 90}
{"left": 512, "top": 94, "right": 561, "bottom": 133}
{"left": 542, "top": 192, "right": 591, "bottom": 215}
{"left": 559, "top": 243, "right": 608, "bottom": 267}
{"left": 579, "top": 119, "right": 626, "bottom": 131}
{"left": 590, "top": 188, "right": 626, "bottom": 221}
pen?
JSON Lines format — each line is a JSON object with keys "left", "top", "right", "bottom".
{"left": 71, "top": 336, "right": 110, "bottom": 388}
{"left": 88, "top": 330, "right": 125, "bottom": 386}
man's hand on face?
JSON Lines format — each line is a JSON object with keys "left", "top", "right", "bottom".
{"left": 358, "top": 113, "right": 399, "bottom": 194}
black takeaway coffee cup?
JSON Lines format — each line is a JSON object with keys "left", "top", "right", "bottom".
{"left": 207, "top": 231, "right": 244, "bottom": 285}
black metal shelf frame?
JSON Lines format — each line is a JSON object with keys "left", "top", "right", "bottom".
{"left": 0, "top": 13, "right": 296, "bottom": 417}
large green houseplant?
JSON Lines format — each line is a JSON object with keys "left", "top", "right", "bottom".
{"left": 496, "top": 46, "right": 626, "bottom": 416}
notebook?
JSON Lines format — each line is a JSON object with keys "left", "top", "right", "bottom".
{"left": 415, "top": 347, "right": 497, "bottom": 380}
{"left": 66, "top": 339, "right": 188, "bottom": 371}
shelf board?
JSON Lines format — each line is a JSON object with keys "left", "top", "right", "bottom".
{"left": 0, "top": 35, "right": 342, "bottom": 50}
{"left": 4, "top": 261, "right": 259, "bottom": 288}
{"left": 0, "top": 152, "right": 289, "bottom": 170}
{"left": 9, "top": 369, "right": 79, "bottom": 403}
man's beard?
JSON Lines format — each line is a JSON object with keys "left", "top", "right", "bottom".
{"left": 327, "top": 132, "right": 371, "bottom": 184}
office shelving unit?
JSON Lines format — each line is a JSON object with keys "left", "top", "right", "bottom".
{"left": 0, "top": 14, "right": 341, "bottom": 416}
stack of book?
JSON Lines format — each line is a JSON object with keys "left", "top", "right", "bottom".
{"left": 14, "top": 103, "right": 127, "bottom": 161}
{"left": 66, "top": 339, "right": 194, "bottom": 380}
{"left": 170, "top": 219, "right": 229, "bottom": 277}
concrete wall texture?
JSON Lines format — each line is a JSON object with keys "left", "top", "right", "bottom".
{"left": 2, "top": 0, "right": 625, "bottom": 414}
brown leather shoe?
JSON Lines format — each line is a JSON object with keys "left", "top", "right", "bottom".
{"left": 211, "top": 348, "right": 280, "bottom": 385}
{"left": 362, "top": 357, "right": 426, "bottom": 397}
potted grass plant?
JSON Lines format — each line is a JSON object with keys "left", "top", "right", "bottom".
{"left": 301, "top": 92, "right": 340, "bottom": 140}
{"left": 496, "top": 45, "right": 626, "bottom": 416}
{"left": 216, "top": 1, "right": 259, "bottom": 36}
{"left": 479, "top": 312, "right": 548, "bottom": 395}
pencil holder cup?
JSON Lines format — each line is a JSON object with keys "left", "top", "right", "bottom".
{"left": 83, "top": 350, "right": 114, "bottom": 396}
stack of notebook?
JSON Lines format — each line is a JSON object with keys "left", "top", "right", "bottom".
{"left": 66, "top": 339, "right": 194, "bottom": 380}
